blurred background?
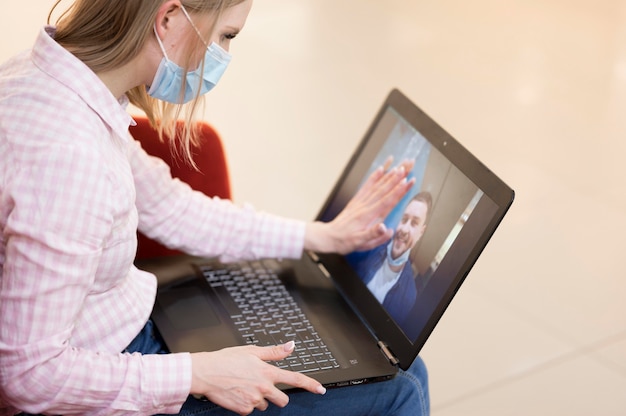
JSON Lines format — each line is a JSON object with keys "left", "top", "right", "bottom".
{"left": 2, "top": 0, "right": 625, "bottom": 414}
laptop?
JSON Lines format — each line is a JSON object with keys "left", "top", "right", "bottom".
{"left": 136, "top": 88, "right": 515, "bottom": 389}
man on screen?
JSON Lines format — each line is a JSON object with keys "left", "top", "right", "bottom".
{"left": 355, "top": 191, "right": 432, "bottom": 324}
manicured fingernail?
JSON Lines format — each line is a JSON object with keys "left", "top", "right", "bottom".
{"left": 284, "top": 341, "right": 295, "bottom": 352}
{"left": 317, "top": 386, "right": 327, "bottom": 395}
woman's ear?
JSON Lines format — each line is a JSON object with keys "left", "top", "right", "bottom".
{"left": 154, "top": 0, "right": 183, "bottom": 39}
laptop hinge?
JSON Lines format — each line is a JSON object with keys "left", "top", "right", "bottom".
{"left": 306, "top": 250, "right": 320, "bottom": 263}
{"left": 306, "top": 251, "right": 332, "bottom": 279}
{"left": 378, "top": 341, "right": 400, "bottom": 366}
{"left": 316, "top": 262, "right": 331, "bottom": 279}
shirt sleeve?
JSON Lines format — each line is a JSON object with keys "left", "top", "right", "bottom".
{"left": 0, "top": 143, "right": 191, "bottom": 415}
{"left": 129, "top": 137, "right": 306, "bottom": 262}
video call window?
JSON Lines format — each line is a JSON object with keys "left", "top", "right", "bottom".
{"left": 346, "top": 108, "right": 487, "bottom": 337}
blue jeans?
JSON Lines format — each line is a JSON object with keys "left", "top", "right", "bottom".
{"left": 126, "top": 321, "right": 430, "bottom": 416}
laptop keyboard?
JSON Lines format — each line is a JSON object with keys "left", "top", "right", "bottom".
{"left": 200, "top": 261, "right": 340, "bottom": 373}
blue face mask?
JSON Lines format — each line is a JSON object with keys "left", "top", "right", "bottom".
{"left": 386, "top": 236, "right": 412, "bottom": 267}
{"left": 148, "top": 6, "right": 232, "bottom": 104}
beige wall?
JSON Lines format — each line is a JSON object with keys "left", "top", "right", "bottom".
{"left": 1, "top": 2, "right": 55, "bottom": 58}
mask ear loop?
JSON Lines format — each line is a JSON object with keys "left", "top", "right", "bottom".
{"left": 151, "top": 23, "right": 191, "bottom": 104}
{"left": 179, "top": 3, "right": 217, "bottom": 103}
{"left": 180, "top": 3, "right": 232, "bottom": 62}
{"left": 179, "top": 4, "right": 211, "bottom": 49}
{"left": 153, "top": 25, "right": 170, "bottom": 60}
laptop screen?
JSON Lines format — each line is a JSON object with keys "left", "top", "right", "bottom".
{"left": 315, "top": 89, "right": 514, "bottom": 368}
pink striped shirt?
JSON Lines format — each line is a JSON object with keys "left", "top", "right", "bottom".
{"left": 0, "top": 27, "right": 305, "bottom": 415}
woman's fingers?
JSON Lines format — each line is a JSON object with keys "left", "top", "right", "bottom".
{"left": 190, "top": 343, "right": 326, "bottom": 415}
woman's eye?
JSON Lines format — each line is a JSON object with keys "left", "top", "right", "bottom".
{"left": 223, "top": 33, "right": 238, "bottom": 41}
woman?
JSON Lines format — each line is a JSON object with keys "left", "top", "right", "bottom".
{"left": 0, "top": 1, "right": 429, "bottom": 414}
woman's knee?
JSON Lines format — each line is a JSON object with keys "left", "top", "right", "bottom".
{"left": 395, "top": 356, "right": 430, "bottom": 415}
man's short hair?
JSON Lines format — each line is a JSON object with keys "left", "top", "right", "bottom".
{"left": 409, "top": 191, "right": 433, "bottom": 222}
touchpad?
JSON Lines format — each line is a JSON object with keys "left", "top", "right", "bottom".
{"left": 157, "top": 286, "right": 221, "bottom": 330}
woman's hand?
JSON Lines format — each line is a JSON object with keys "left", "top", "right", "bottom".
{"left": 305, "top": 158, "right": 415, "bottom": 255}
{"left": 190, "top": 342, "right": 326, "bottom": 415}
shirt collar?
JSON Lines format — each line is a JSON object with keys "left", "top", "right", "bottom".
{"left": 31, "top": 26, "right": 135, "bottom": 140}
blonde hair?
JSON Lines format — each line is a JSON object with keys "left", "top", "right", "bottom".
{"left": 49, "top": 0, "right": 245, "bottom": 164}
